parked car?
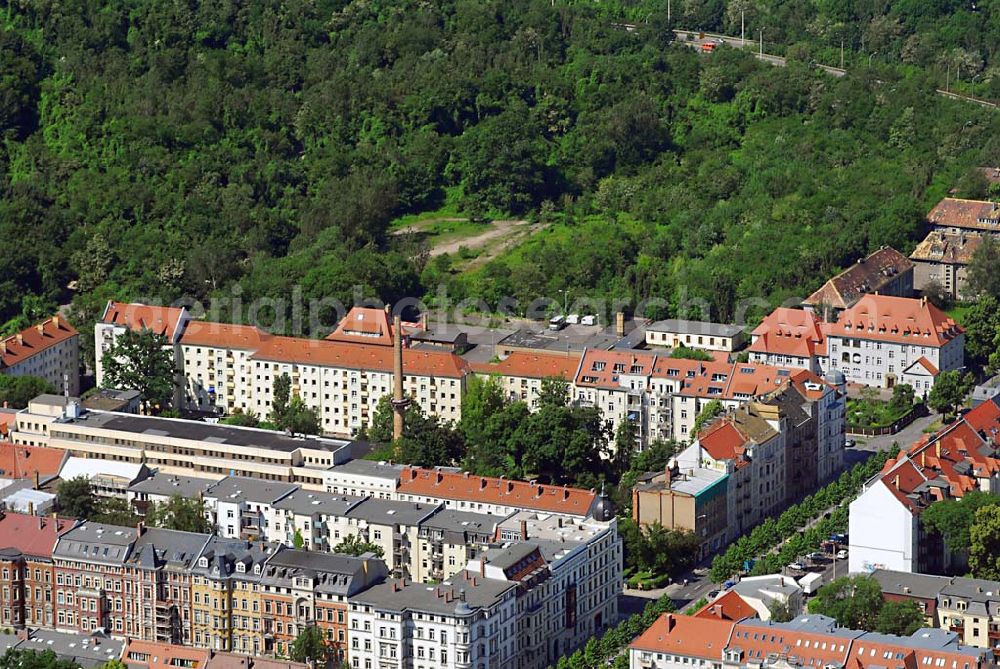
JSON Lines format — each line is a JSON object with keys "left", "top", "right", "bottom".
{"left": 788, "top": 562, "right": 807, "bottom": 571}
{"left": 807, "top": 552, "right": 825, "bottom": 561}
{"left": 708, "top": 590, "right": 721, "bottom": 599}
{"left": 836, "top": 549, "right": 849, "bottom": 560}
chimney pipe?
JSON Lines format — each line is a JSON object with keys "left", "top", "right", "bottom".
{"left": 479, "top": 558, "right": 486, "bottom": 577}
{"left": 519, "top": 519, "right": 528, "bottom": 541}
{"left": 34, "top": 471, "right": 40, "bottom": 490}
{"left": 391, "top": 313, "right": 409, "bottom": 444}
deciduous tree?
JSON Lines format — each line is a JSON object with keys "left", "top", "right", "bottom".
{"left": 101, "top": 329, "right": 175, "bottom": 413}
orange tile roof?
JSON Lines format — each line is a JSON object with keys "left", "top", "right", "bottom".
{"left": 805, "top": 247, "right": 913, "bottom": 310}
{"left": 123, "top": 640, "right": 211, "bottom": 669}
{"left": 0, "top": 442, "right": 68, "bottom": 481}
{"left": 325, "top": 307, "right": 394, "bottom": 346}
{"left": 694, "top": 591, "right": 757, "bottom": 621}
{"left": 575, "top": 349, "right": 657, "bottom": 389}
{"left": 698, "top": 420, "right": 748, "bottom": 463}
{"left": 831, "top": 295, "right": 962, "bottom": 347}
{"left": 472, "top": 351, "right": 582, "bottom": 380}
{"left": 398, "top": 467, "right": 597, "bottom": 515}
{"left": 101, "top": 301, "right": 187, "bottom": 339}
{"left": 0, "top": 410, "right": 16, "bottom": 438}
{"left": 0, "top": 316, "right": 78, "bottom": 368}
{"left": 965, "top": 397, "right": 1000, "bottom": 441}
{"left": 927, "top": 197, "right": 1000, "bottom": 233}
{"left": 630, "top": 613, "right": 735, "bottom": 657}
{"left": 749, "top": 308, "right": 828, "bottom": 358}
{"left": 251, "top": 337, "right": 470, "bottom": 378}
{"left": 732, "top": 620, "right": 854, "bottom": 667}
{"left": 180, "top": 321, "right": 269, "bottom": 350}
{"left": 906, "top": 356, "right": 939, "bottom": 376}
{"left": 0, "top": 512, "right": 76, "bottom": 559}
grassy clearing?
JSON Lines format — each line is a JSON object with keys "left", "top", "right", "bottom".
{"left": 389, "top": 186, "right": 465, "bottom": 230}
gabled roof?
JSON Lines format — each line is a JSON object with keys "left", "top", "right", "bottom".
{"left": 472, "top": 351, "right": 582, "bottom": 380}
{"left": 251, "top": 336, "right": 470, "bottom": 378}
{"left": 749, "top": 308, "right": 828, "bottom": 359}
{"left": 398, "top": 468, "right": 597, "bottom": 516}
{"left": 100, "top": 301, "right": 188, "bottom": 340}
{"left": 630, "top": 613, "right": 735, "bottom": 658}
{"left": 0, "top": 316, "right": 78, "bottom": 368}
{"left": 831, "top": 295, "right": 962, "bottom": 347}
{"left": 903, "top": 357, "right": 939, "bottom": 377}
{"left": 180, "top": 321, "right": 268, "bottom": 350}
{"left": 123, "top": 639, "right": 211, "bottom": 669}
{"left": 0, "top": 512, "right": 76, "bottom": 560}
{"left": 910, "top": 231, "right": 983, "bottom": 266}
{"left": 927, "top": 197, "right": 1000, "bottom": 233}
{"left": 805, "top": 247, "right": 914, "bottom": 310}
{"left": 695, "top": 590, "right": 758, "bottom": 621}
{"left": 574, "top": 349, "right": 657, "bottom": 389}
{"left": 0, "top": 443, "right": 68, "bottom": 482}
{"left": 325, "top": 307, "right": 395, "bottom": 346}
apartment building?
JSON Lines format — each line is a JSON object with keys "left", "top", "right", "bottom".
{"left": 267, "top": 488, "right": 364, "bottom": 551}
{"left": 189, "top": 536, "right": 277, "bottom": 654}
{"left": 0, "top": 316, "right": 80, "bottom": 396}
{"left": 927, "top": 198, "right": 1000, "bottom": 237}
{"left": 910, "top": 231, "right": 984, "bottom": 302}
{"left": 323, "top": 459, "right": 403, "bottom": 498}
{"left": 95, "top": 302, "right": 190, "bottom": 403}
{"left": 414, "top": 509, "right": 498, "bottom": 584}
{"left": 258, "top": 549, "right": 388, "bottom": 664}
{"left": 803, "top": 246, "right": 914, "bottom": 319}
{"left": 128, "top": 473, "right": 216, "bottom": 513}
{"left": 179, "top": 322, "right": 268, "bottom": 416}
{"left": 572, "top": 350, "right": 657, "bottom": 448}
{"left": 629, "top": 612, "right": 994, "bottom": 669}
{"left": 347, "top": 573, "right": 519, "bottom": 669}
{"left": 644, "top": 319, "right": 747, "bottom": 352}
{"left": 332, "top": 498, "right": 440, "bottom": 580}
{"left": 870, "top": 569, "right": 953, "bottom": 625}
{"left": 0, "top": 512, "right": 75, "bottom": 629}
{"left": 11, "top": 396, "right": 365, "bottom": 489}
{"left": 675, "top": 405, "right": 787, "bottom": 540}
{"left": 826, "top": 295, "right": 964, "bottom": 392}
{"left": 396, "top": 467, "right": 604, "bottom": 519}
{"left": 248, "top": 336, "right": 469, "bottom": 435}
{"left": 489, "top": 512, "right": 622, "bottom": 667}
{"left": 748, "top": 308, "right": 828, "bottom": 374}
{"left": 849, "top": 397, "right": 1000, "bottom": 574}
{"left": 472, "top": 351, "right": 582, "bottom": 408}
{"left": 203, "top": 477, "right": 297, "bottom": 540}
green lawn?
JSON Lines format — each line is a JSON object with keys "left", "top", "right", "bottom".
{"left": 847, "top": 397, "right": 913, "bottom": 428}
{"left": 946, "top": 303, "right": 972, "bottom": 325}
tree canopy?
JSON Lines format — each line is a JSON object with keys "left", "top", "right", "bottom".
{"left": 808, "top": 576, "right": 923, "bottom": 636}
{"left": 101, "top": 329, "right": 175, "bottom": 412}
{"left": 0, "top": 375, "right": 55, "bottom": 409}
{"left": 146, "top": 495, "right": 213, "bottom": 534}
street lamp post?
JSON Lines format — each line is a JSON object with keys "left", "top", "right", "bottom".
{"left": 759, "top": 29, "right": 764, "bottom": 56}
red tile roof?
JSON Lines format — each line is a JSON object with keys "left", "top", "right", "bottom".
{"left": 472, "top": 351, "right": 582, "bottom": 380}
{"left": 965, "top": 397, "right": 1000, "bottom": 440}
{"left": 732, "top": 620, "right": 854, "bottom": 667}
{"left": 180, "top": 321, "right": 268, "bottom": 350}
{"left": 101, "top": 301, "right": 187, "bottom": 339}
{"left": 631, "top": 613, "right": 735, "bottom": 658}
{"left": 0, "top": 316, "right": 78, "bottom": 368}
{"left": 831, "top": 295, "right": 962, "bottom": 347}
{"left": 123, "top": 640, "right": 211, "bottom": 669}
{"left": 805, "top": 247, "right": 913, "bottom": 311}
{"left": 398, "top": 468, "right": 597, "bottom": 516}
{"left": 927, "top": 197, "right": 1000, "bottom": 233}
{"left": 251, "top": 337, "right": 470, "bottom": 378}
{"left": 694, "top": 591, "right": 757, "bottom": 621}
{"left": 325, "top": 307, "right": 395, "bottom": 346}
{"left": 749, "top": 308, "right": 828, "bottom": 359}
{"left": 575, "top": 350, "right": 657, "bottom": 389}
{"left": 907, "top": 356, "right": 939, "bottom": 376}
{"left": 0, "top": 512, "right": 76, "bottom": 559}
{"left": 698, "top": 421, "right": 748, "bottom": 463}
{"left": 0, "top": 442, "right": 68, "bottom": 482}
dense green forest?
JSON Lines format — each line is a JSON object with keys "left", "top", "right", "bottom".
{"left": 2, "top": 0, "right": 999, "bottom": 357}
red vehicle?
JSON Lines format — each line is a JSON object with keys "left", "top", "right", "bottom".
{"left": 701, "top": 41, "right": 718, "bottom": 52}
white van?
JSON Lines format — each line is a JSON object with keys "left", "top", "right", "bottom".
{"left": 549, "top": 315, "right": 566, "bottom": 331}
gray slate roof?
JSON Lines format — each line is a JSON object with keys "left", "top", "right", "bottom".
{"left": 204, "top": 476, "right": 297, "bottom": 504}
{"left": 129, "top": 473, "right": 216, "bottom": 499}
{"left": 273, "top": 489, "right": 364, "bottom": 516}
{"left": 871, "top": 569, "right": 953, "bottom": 600}
{"left": 647, "top": 319, "right": 745, "bottom": 338}
{"left": 344, "top": 498, "right": 439, "bottom": 526}
{"left": 54, "top": 522, "right": 137, "bottom": 565}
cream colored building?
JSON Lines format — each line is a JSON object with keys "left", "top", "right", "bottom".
{"left": 936, "top": 577, "right": 1000, "bottom": 650}
{"left": 0, "top": 317, "right": 80, "bottom": 396}
{"left": 645, "top": 319, "right": 746, "bottom": 352}
{"left": 329, "top": 498, "right": 437, "bottom": 580}
{"left": 248, "top": 337, "right": 468, "bottom": 436}
{"left": 472, "top": 351, "right": 582, "bottom": 409}
{"left": 11, "top": 396, "right": 365, "bottom": 490}
{"left": 179, "top": 322, "right": 266, "bottom": 416}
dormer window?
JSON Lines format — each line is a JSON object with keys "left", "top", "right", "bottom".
{"left": 236, "top": 562, "right": 246, "bottom": 573}
{"left": 198, "top": 558, "right": 208, "bottom": 568}
{"left": 254, "top": 565, "right": 261, "bottom": 575}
